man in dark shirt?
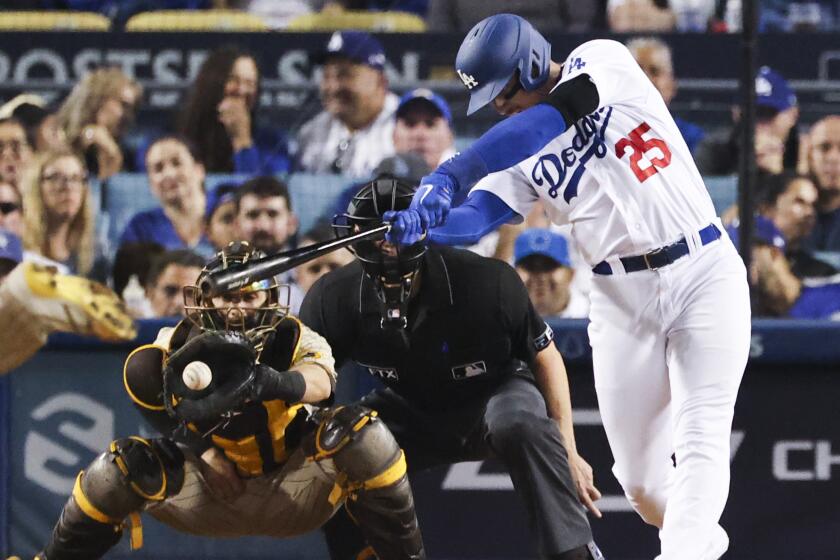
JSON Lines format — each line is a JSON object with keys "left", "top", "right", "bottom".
{"left": 301, "top": 178, "right": 603, "bottom": 560}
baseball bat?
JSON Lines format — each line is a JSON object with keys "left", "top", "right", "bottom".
{"left": 199, "top": 224, "right": 390, "bottom": 298}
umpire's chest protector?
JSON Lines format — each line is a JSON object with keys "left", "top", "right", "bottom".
{"left": 352, "top": 249, "right": 521, "bottom": 408}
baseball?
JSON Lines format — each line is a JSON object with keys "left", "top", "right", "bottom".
{"left": 182, "top": 361, "right": 212, "bottom": 391}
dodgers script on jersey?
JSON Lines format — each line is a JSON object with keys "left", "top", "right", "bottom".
{"left": 473, "top": 39, "right": 719, "bottom": 267}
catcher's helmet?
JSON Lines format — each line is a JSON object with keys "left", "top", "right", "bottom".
{"left": 183, "top": 241, "right": 289, "bottom": 352}
{"left": 455, "top": 13, "right": 551, "bottom": 115}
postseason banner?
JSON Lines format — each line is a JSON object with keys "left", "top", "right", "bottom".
{"left": 2, "top": 320, "right": 840, "bottom": 559}
{"left": 0, "top": 31, "right": 837, "bottom": 115}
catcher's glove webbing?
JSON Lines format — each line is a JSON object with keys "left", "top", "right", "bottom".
{"left": 163, "top": 330, "right": 257, "bottom": 423}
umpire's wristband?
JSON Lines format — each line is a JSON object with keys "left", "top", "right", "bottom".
{"left": 254, "top": 365, "right": 307, "bottom": 404}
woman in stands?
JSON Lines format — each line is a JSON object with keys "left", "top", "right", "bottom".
{"left": 178, "top": 45, "right": 290, "bottom": 174}
{"left": 119, "top": 136, "right": 215, "bottom": 258}
{"left": 20, "top": 149, "right": 99, "bottom": 277}
{"left": 56, "top": 67, "right": 142, "bottom": 180}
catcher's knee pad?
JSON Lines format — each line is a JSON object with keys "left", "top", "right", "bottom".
{"left": 78, "top": 437, "right": 185, "bottom": 523}
{"left": 309, "top": 405, "right": 406, "bottom": 498}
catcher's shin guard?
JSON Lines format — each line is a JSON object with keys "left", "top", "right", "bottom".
{"left": 311, "top": 406, "right": 425, "bottom": 560}
{"left": 41, "top": 437, "right": 184, "bottom": 560}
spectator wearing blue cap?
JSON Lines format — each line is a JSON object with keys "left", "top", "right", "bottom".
{"left": 697, "top": 66, "right": 801, "bottom": 176}
{"left": 206, "top": 182, "right": 240, "bottom": 251}
{"left": 393, "top": 88, "right": 456, "bottom": 170}
{"left": 295, "top": 30, "right": 399, "bottom": 177}
{"left": 803, "top": 115, "right": 840, "bottom": 252}
{"left": 513, "top": 228, "right": 586, "bottom": 318}
{"left": 728, "top": 215, "right": 840, "bottom": 319}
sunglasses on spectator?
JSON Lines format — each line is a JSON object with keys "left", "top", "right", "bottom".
{"left": 0, "top": 202, "right": 20, "bottom": 215}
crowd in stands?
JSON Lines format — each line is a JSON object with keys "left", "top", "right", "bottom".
{"left": 0, "top": 8, "right": 838, "bottom": 323}
{"left": 3, "top": 1, "right": 840, "bottom": 32}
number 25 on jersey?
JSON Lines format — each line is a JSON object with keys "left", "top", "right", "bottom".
{"left": 615, "top": 122, "right": 672, "bottom": 183}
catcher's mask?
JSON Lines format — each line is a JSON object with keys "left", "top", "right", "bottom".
{"left": 332, "top": 176, "right": 426, "bottom": 330}
{"left": 184, "top": 241, "right": 290, "bottom": 353}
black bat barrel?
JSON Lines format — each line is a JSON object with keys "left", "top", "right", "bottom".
{"left": 199, "top": 224, "right": 390, "bottom": 298}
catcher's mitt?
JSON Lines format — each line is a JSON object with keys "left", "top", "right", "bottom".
{"left": 163, "top": 330, "right": 257, "bottom": 423}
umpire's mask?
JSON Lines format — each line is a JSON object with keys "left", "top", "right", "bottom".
{"left": 333, "top": 176, "right": 427, "bottom": 330}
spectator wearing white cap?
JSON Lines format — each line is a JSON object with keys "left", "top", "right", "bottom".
{"left": 513, "top": 228, "right": 588, "bottom": 318}
{"left": 295, "top": 31, "right": 399, "bottom": 177}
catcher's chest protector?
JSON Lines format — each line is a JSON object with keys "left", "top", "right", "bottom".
{"left": 124, "top": 319, "right": 309, "bottom": 476}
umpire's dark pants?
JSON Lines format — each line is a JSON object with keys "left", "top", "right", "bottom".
{"left": 324, "top": 373, "right": 593, "bottom": 558}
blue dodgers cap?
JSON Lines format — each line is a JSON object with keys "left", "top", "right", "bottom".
{"left": 206, "top": 182, "right": 239, "bottom": 219}
{"left": 396, "top": 88, "right": 453, "bottom": 124}
{"left": 0, "top": 228, "right": 22, "bottom": 264}
{"left": 755, "top": 66, "right": 797, "bottom": 112}
{"left": 318, "top": 30, "right": 386, "bottom": 71}
{"left": 726, "top": 215, "right": 787, "bottom": 252}
{"left": 514, "top": 228, "right": 571, "bottom": 267}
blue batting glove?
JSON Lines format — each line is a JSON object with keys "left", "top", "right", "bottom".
{"left": 383, "top": 209, "right": 425, "bottom": 245}
{"left": 410, "top": 172, "right": 456, "bottom": 230}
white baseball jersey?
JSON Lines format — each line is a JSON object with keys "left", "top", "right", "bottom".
{"left": 473, "top": 39, "right": 718, "bottom": 266}
{"left": 470, "top": 39, "right": 751, "bottom": 560}
{"left": 296, "top": 93, "right": 398, "bottom": 177}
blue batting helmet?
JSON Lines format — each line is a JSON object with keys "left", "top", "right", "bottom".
{"left": 455, "top": 14, "right": 551, "bottom": 115}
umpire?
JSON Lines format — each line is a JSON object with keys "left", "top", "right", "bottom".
{"left": 300, "top": 177, "right": 604, "bottom": 560}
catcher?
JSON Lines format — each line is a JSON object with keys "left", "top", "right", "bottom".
{"left": 28, "top": 242, "right": 425, "bottom": 560}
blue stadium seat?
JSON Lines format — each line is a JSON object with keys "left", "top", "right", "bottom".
{"left": 100, "top": 173, "right": 354, "bottom": 253}
{"left": 703, "top": 175, "right": 738, "bottom": 214}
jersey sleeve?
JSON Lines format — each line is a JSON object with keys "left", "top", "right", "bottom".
{"left": 470, "top": 167, "right": 535, "bottom": 222}
{"left": 498, "top": 263, "right": 554, "bottom": 364}
{"left": 558, "top": 39, "right": 653, "bottom": 109}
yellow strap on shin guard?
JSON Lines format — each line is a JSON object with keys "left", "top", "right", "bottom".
{"left": 127, "top": 512, "right": 143, "bottom": 550}
{"left": 331, "top": 449, "right": 408, "bottom": 506}
{"left": 72, "top": 472, "right": 121, "bottom": 525}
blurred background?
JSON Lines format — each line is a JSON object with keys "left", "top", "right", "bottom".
{"left": 0, "top": 1, "right": 839, "bottom": 558}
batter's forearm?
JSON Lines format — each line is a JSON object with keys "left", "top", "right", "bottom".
{"left": 428, "top": 191, "right": 517, "bottom": 245}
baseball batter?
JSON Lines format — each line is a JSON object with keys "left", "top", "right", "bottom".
{"left": 25, "top": 242, "right": 425, "bottom": 560}
{"left": 386, "top": 14, "right": 751, "bottom": 560}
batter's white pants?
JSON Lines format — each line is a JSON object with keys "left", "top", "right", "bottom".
{"left": 587, "top": 237, "right": 750, "bottom": 560}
